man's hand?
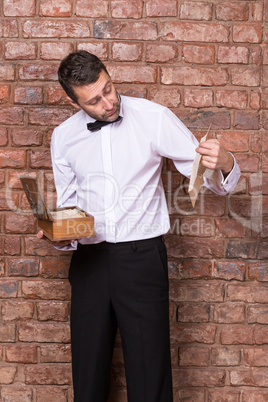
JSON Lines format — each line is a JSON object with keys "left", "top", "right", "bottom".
{"left": 196, "top": 139, "right": 234, "bottom": 175}
{"left": 37, "top": 230, "right": 75, "bottom": 247}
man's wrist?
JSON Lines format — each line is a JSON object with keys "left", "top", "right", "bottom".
{"left": 222, "top": 153, "right": 234, "bottom": 176}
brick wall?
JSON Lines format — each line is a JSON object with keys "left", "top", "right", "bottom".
{"left": 0, "top": 0, "right": 267, "bottom": 401}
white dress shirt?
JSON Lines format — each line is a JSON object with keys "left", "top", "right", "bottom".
{"left": 51, "top": 95, "right": 241, "bottom": 249}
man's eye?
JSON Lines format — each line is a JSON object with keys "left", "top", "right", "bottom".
{"left": 104, "top": 86, "right": 111, "bottom": 94}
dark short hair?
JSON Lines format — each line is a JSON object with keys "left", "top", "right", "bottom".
{"left": 58, "top": 50, "right": 109, "bottom": 103}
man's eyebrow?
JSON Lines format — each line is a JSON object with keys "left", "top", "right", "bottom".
{"left": 85, "top": 81, "right": 111, "bottom": 105}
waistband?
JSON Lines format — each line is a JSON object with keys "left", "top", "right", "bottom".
{"left": 78, "top": 236, "right": 164, "bottom": 252}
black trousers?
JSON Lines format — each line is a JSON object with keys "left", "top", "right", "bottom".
{"left": 68, "top": 236, "right": 173, "bottom": 402}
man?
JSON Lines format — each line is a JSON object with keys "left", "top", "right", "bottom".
{"left": 37, "top": 50, "right": 240, "bottom": 401}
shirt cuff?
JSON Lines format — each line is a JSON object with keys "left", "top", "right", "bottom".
{"left": 219, "top": 153, "right": 241, "bottom": 192}
{"left": 54, "top": 240, "right": 78, "bottom": 251}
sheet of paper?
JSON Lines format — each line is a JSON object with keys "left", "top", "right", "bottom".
{"left": 188, "top": 127, "right": 214, "bottom": 208}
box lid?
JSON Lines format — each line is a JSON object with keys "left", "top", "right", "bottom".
{"left": 20, "top": 177, "right": 53, "bottom": 221}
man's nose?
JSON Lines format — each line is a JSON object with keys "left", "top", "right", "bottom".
{"left": 102, "top": 96, "right": 113, "bottom": 109}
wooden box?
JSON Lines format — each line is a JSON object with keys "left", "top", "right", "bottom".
{"left": 20, "top": 177, "right": 94, "bottom": 241}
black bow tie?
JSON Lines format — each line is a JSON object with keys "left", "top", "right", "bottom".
{"left": 87, "top": 116, "right": 122, "bottom": 132}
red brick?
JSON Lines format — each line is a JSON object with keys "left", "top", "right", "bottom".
{"left": 7, "top": 257, "right": 39, "bottom": 276}
{"left": 18, "top": 322, "right": 70, "bottom": 343}
{"left": 40, "top": 41, "right": 74, "bottom": 60}
{"left": 208, "top": 389, "right": 241, "bottom": 401}
{"left": 108, "top": 65, "right": 157, "bottom": 84}
{"left": 18, "top": 64, "right": 58, "bottom": 81}
{"left": 235, "top": 154, "right": 259, "bottom": 173}
{"left": 5, "top": 344, "right": 37, "bottom": 363}
{"left": 172, "top": 368, "right": 225, "bottom": 388}
{"left": 166, "top": 237, "right": 224, "bottom": 258}
{"left": 183, "top": 89, "right": 213, "bottom": 107}
{"left": 244, "top": 348, "right": 268, "bottom": 366}
{"left": 24, "top": 237, "right": 63, "bottom": 257}
{"left": 161, "top": 66, "right": 228, "bottom": 86}
{"left": 216, "top": 90, "right": 247, "bottom": 109}
{"left": 180, "top": 1, "right": 212, "bottom": 20}
{"left": 11, "top": 128, "right": 43, "bottom": 146}
{"left": 215, "top": 218, "right": 246, "bottom": 238}
{"left": 250, "top": 92, "right": 261, "bottom": 110}
{"left": 174, "top": 389, "right": 205, "bottom": 402}
{"left": 0, "top": 366, "right": 17, "bottom": 384}
{"left": 177, "top": 303, "right": 210, "bottom": 322}
{"left": 242, "top": 390, "right": 268, "bottom": 401}
{"left": 111, "top": 0, "right": 143, "bottom": 18}
{"left": 40, "top": 344, "right": 71, "bottom": 363}
{"left": 179, "top": 346, "right": 210, "bottom": 366}
{"left": 14, "top": 87, "right": 43, "bottom": 105}
{"left": 0, "top": 107, "right": 24, "bottom": 125}
{"left": 0, "top": 128, "right": 8, "bottom": 146}
{"left": 0, "top": 85, "right": 11, "bottom": 104}
{"left": 23, "top": 20, "right": 90, "bottom": 38}
{"left": 263, "top": 67, "right": 268, "bottom": 88}
{"left": 22, "top": 280, "right": 71, "bottom": 300}
{"left": 29, "top": 149, "right": 52, "bottom": 169}
{"left": 76, "top": 0, "right": 108, "bottom": 17}
{"left": 170, "top": 324, "right": 216, "bottom": 344}
{"left": 230, "top": 368, "right": 268, "bottom": 387}
{"left": 2, "top": 300, "right": 34, "bottom": 321}
{"left": 221, "top": 325, "right": 254, "bottom": 345}
{"left": 29, "top": 107, "right": 74, "bottom": 126}
{"left": 213, "top": 261, "right": 246, "bottom": 281}
{"left": 39, "top": 0, "right": 72, "bottom": 17}
{"left": 37, "top": 301, "right": 69, "bottom": 321}
{"left": 3, "top": 0, "right": 35, "bottom": 16}
{"left": 216, "top": 3, "right": 249, "bottom": 21}
{"left": 0, "top": 280, "right": 18, "bottom": 298}
{"left": 4, "top": 236, "right": 21, "bottom": 255}
{"left": 35, "top": 386, "right": 68, "bottom": 402}
{"left": 0, "top": 64, "right": 15, "bottom": 81}
{"left": 5, "top": 213, "right": 36, "bottom": 234}
{"left": 0, "top": 323, "right": 16, "bottom": 342}
{"left": 252, "top": 2, "right": 263, "bottom": 22}
{"left": 180, "top": 217, "right": 213, "bottom": 237}
{"left": 183, "top": 44, "right": 215, "bottom": 64}
{"left": 112, "top": 43, "right": 142, "bottom": 62}
{"left": 214, "top": 303, "right": 245, "bottom": 323}
{"left": 247, "top": 305, "right": 268, "bottom": 324}
{"left": 25, "top": 364, "right": 72, "bottom": 385}
{"left": 77, "top": 42, "right": 108, "bottom": 59}
{"left": 46, "top": 87, "right": 69, "bottom": 106}
{"left": 227, "top": 284, "right": 268, "bottom": 303}
{"left": 146, "top": 43, "right": 178, "bottom": 63}
{"left": 231, "top": 66, "right": 260, "bottom": 86}
{"left": 0, "top": 386, "right": 33, "bottom": 402}
{"left": 251, "top": 45, "right": 262, "bottom": 66}
{"left": 160, "top": 22, "right": 229, "bottom": 42}
{"left": 0, "top": 19, "right": 18, "bottom": 37}
{"left": 179, "top": 259, "right": 212, "bottom": 280}
{"left": 148, "top": 88, "right": 181, "bottom": 108}
{"left": 145, "top": 0, "right": 177, "bottom": 17}
{"left": 233, "top": 24, "right": 262, "bottom": 43}
{"left": 5, "top": 41, "right": 37, "bottom": 59}
{"left": 255, "top": 325, "right": 268, "bottom": 344}
{"left": 0, "top": 190, "right": 19, "bottom": 210}
{"left": 248, "top": 262, "right": 268, "bottom": 281}
{"left": 8, "top": 171, "right": 37, "bottom": 190}
{"left": 211, "top": 347, "right": 241, "bottom": 366}
{"left": 218, "top": 45, "right": 249, "bottom": 63}
{"left": 234, "top": 111, "right": 260, "bottom": 130}
{"left": 263, "top": 111, "right": 268, "bottom": 129}
{"left": 94, "top": 21, "right": 157, "bottom": 41}
{"left": 41, "top": 257, "right": 71, "bottom": 279}
{"left": 169, "top": 282, "right": 224, "bottom": 303}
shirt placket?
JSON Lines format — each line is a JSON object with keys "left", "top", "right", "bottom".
{"left": 101, "top": 125, "right": 117, "bottom": 242}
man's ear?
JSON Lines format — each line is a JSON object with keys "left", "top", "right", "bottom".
{"left": 66, "top": 96, "right": 81, "bottom": 109}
